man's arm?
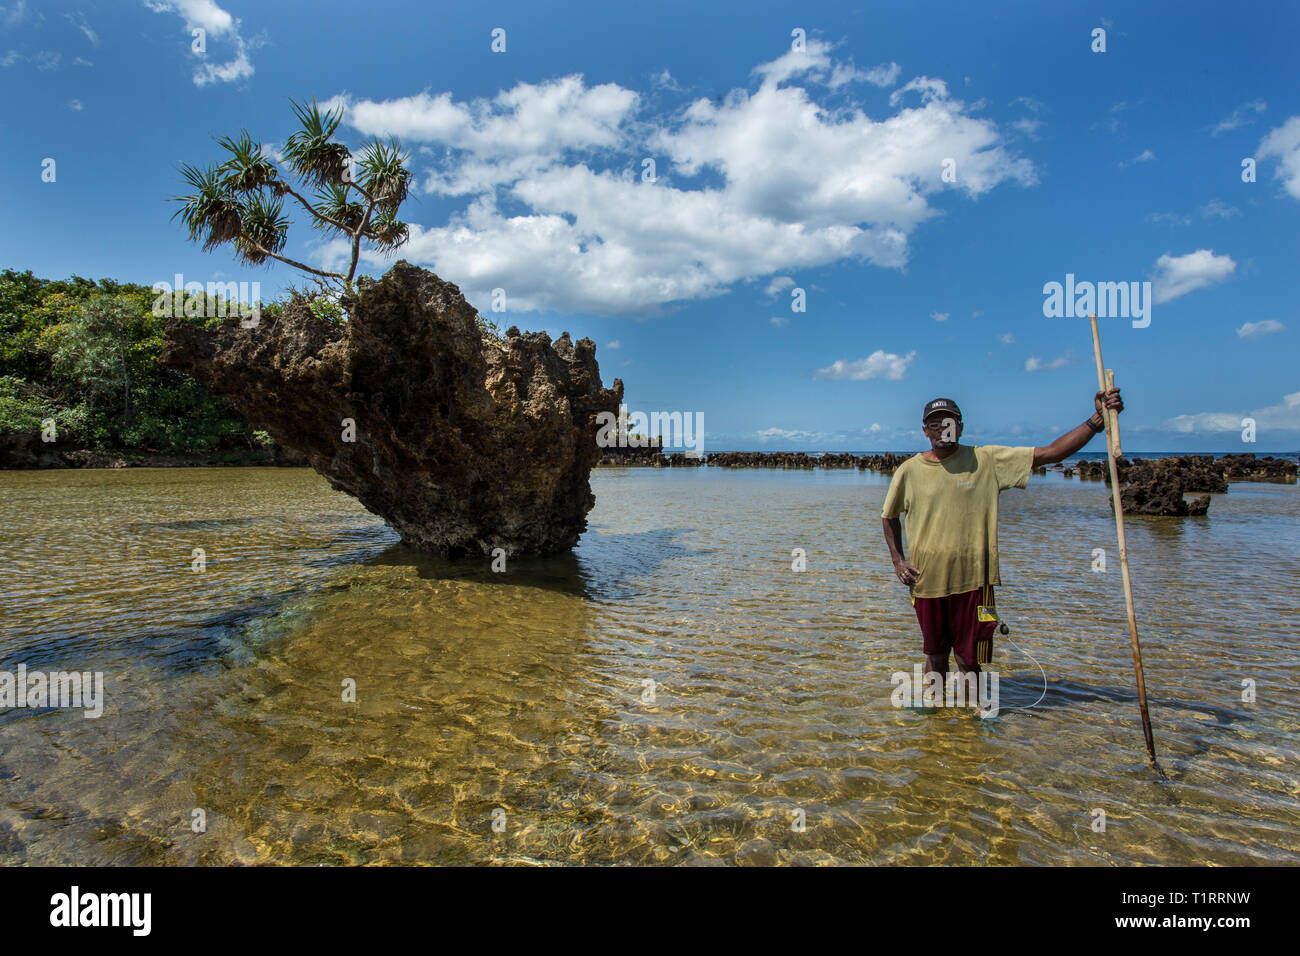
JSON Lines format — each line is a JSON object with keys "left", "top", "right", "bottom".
{"left": 1032, "top": 387, "right": 1123, "bottom": 467}
{"left": 882, "top": 516, "right": 919, "bottom": 586}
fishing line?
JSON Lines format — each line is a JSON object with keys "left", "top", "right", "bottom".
{"left": 996, "top": 629, "right": 1047, "bottom": 713}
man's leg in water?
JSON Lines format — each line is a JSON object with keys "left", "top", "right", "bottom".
{"left": 913, "top": 593, "right": 953, "bottom": 693}
{"left": 949, "top": 590, "right": 992, "bottom": 709}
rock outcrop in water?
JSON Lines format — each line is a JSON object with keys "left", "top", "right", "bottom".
{"left": 161, "top": 261, "right": 622, "bottom": 557}
{"left": 1114, "top": 473, "right": 1211, "bottom": 516}
{"left": 1074, "top": 453, "right": 1298, "bottom": 516}
{"left": 700, "top": 451, "right": 907, "bottom": 471}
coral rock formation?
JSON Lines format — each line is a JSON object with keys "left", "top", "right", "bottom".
{"left": 161, "top": 261, "right": 622, "bottom": 557}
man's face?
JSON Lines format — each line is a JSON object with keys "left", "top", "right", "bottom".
{"left": 922, "top": 414, "right": 962, "bottom": 450}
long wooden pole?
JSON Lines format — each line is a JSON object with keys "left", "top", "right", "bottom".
{"left": 1088, "top": 313, "right": 1160, "bottom": 771}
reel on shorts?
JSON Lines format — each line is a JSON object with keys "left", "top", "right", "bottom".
{"left": 977, "top": 603, "right": 1011, "bottom": 635}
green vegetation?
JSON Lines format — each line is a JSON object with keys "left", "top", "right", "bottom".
{"left": 0, "top": 268, "right": 265, "bottom": 454}
{"left": 171, "top": 98, "right": 412, "bottom": 295}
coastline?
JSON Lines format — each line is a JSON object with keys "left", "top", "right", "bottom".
{"left": 0, "top": 442, "right": 309, "bottom": 470}
{"left": 593, "top": 449, "right": 1299, "bottom": 479}
{"left": 4, "top": 445, "right": 1295, "bottom": 476}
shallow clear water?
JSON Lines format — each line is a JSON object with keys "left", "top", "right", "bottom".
{"left": 0, "top": 465, "right": 1297, "bottom": 865}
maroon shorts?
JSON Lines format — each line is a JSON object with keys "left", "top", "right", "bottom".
{"left": 910, "top": 584, "right": 997, "bottom": 666}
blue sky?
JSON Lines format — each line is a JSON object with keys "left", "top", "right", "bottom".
{"left": 2, "top": 0, "right": 1298, "bottom": 451}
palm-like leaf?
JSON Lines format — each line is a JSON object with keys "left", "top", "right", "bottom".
{"left": 367, "top": 207, "right": 409, "bottom": 251}
{"left": 216, "top": 130, "right": 278, "bottom": 193}
{"left": 314, "top": 183, "right": 365, "bottom": 231}
{"left": 357, "top": 138, "right": 411, "bottom": 210}
{"left": 283, "top": 97, "right": 351, "bottom": 188}
{"left": 170, "top": 162, "right": 242, "bottom": 251}
{"left": 234, "top": 193, "right": 289, "bottom": 265}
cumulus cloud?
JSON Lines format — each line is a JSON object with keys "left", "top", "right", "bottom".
{"left": 930, "top": 311, "right": 949, "bottom": 322}
{"left": 605, "top": 339, "right": 621, "bottom": 350}
{"left": 321, "top": 39, "right": 1035, "bottom": 315}
{"left": 769, "top": 315, "right": 789, "bottom": 327}
{"left": 1164, "top": 391, "right": 1300, "bottom": 433}
{"left": 1151, "top": 249, "right": 1236, "bottom": 304}
{"left": 144, "top": 0, "right": 253, "bottom": 86}
{"left": 998, "top": 332, "right": 1015, "bottom": 344}
{"left": 1258, "top": 116, "right": 1300, "bottom": 200}
{"left": 814, "top": 350, "right": 916, "bottom": 381}
{"left": 1236, "top": 319, "right": 1285, "bottom": 339}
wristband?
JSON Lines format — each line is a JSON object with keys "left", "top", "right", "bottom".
{"left": 1086, "top": 415, "right": 1105, "bottom": 433}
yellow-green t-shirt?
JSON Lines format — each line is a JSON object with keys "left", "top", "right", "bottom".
{"left": 880, "top": 444, "right": 1035, "bottom": 599}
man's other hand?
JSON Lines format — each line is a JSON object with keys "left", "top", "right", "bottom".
{"left": 893, "top": 558, "right": 921, "bottom": 586}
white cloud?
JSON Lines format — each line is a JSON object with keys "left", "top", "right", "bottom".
{"left": 1146, "top": 211, "right": 1191, "bottom": 227}
{"left": 1120, "top": 148, "right": 1155, "bottom": 167}
{"left": 1258, "top": 116, "right": 1300, "bottom": 200}
{"left": 1011, "top": 118, "right": 1043, "bottom": 139}
{"left": 930, "top": 311, "right": 948, "bottom": 322}
{"left": 68, "top": 98, "right": 82, "bottom": 111}
{"left": 64, "top": 11, "right": 98, "bottom": 45}
{"left": 756, "top": 427, "right": 822, "bottom": 442}
{"left": 1164, "top": 391, "right": 1300, "bottom": 433}
{"left": 1, "top": 2, "right": 33, "bottom": 29}
{"left": 1210, "top": 100, "right": 1266, "bottom": 136}
{"left": 144, "top": 0, "right": 233, "bottom": 34}
{"left": 1236, "top": 320, "right": 1285, "bottom": 339}
{"left": 1151, "top": 249, "right": 1236, "bottom": 304}
{"left": 1201, "top": 198, "right": 1240, "bottom": 219}
{"left": 1024, "top": 352, "right": 1072, "bottom": 372}
{"left": 31, "top": 50, "right": 58, "bottom": 70}
{"left": 651, "top": 68, "right": 682, "bottom": 91}
{"left": 320, "top": 41, "right": 1035, "bottom": 316}
{"left": 769, "top": 315, "right": 789, "bottom": 327}
{"left": 829, "top": 60, "right": 901, "bottom": 89}
{"left": 144, "top": 0, "right": 253, "bottom": 86}
{"left": 0, "top": 50, "right": 18, "bottom": 67}
{"left": 764, "top": 275, "right": 795, "bottom": 298}
{"left": 605, "top": 339, "right": 621, "bottom": 350}
{"left": 998, "top": 332, "right": 1015, "bottom": 344}
{"left": 814, "top": 350, "right": 916, "bottom": 381}
{"left": 750, "top": 41, "right": 898, "bottom": 91}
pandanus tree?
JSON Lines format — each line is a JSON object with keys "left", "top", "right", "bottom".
{"left": 171, "top": 98, "right": 412, "bottom": 295}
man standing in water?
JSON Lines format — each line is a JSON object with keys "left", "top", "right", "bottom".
{"left": 880, "top": 391, "right": 1123, "bottom": 709}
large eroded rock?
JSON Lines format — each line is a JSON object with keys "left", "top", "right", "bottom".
{"left": 161, "top": 261, "right": 622, "bottom": 557}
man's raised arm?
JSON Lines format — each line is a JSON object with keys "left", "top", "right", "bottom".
{"left": 1032, "top": 387, "right": 1123, "bottom": 468}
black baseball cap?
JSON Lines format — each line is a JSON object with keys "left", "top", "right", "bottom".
{"left": 922, "top": 398, "right": 962, "bottom": 422}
